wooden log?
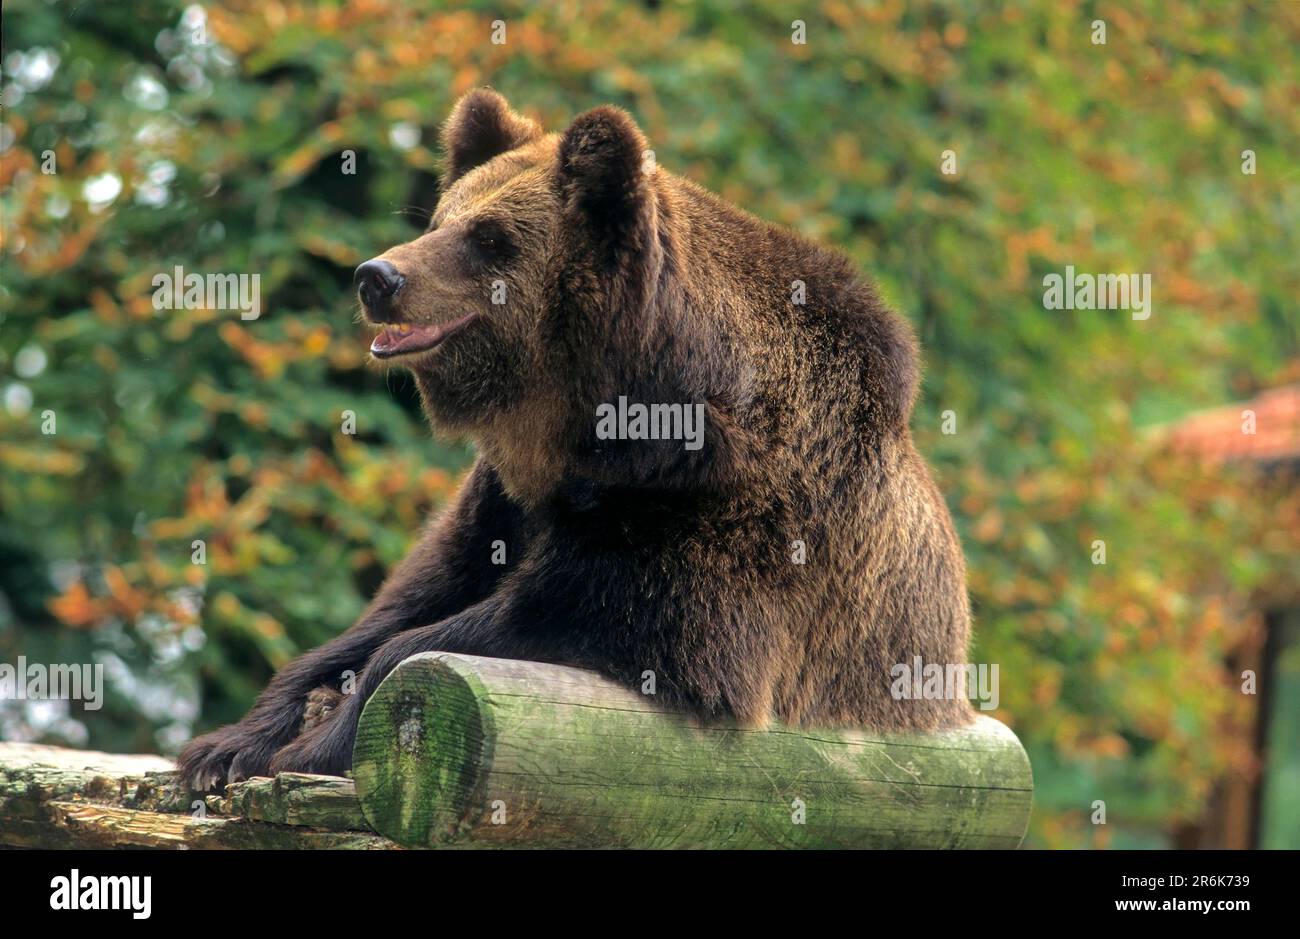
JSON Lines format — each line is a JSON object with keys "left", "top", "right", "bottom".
{"left": 352, "top": 652, "right": 1034, "bottom": 849}
{"left": 0, "top": 741, "right": 394, "bottom": 849}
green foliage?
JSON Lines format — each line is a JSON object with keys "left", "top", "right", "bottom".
{"left": 2, "top": 0, "right": 1297, "bottom": 847}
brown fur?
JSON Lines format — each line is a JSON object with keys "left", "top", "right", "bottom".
{"left": 175, "top": 89, "right": 972, "bottom": 788}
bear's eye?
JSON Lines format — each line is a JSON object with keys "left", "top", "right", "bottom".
{"left": 473, "top": 222, "right": 503, "bottom": 247}
{"left": 467, "top": 219, "right": 515, "bottom": 264}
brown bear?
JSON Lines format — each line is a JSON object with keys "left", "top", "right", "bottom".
{"left": 176, "top": 89, "right": 972, "bottom": 789}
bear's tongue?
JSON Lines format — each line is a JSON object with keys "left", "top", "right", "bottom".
{"left": 369, "top": 315, "right": 477, "bottom": 359}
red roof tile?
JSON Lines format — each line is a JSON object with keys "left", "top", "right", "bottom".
{"left": 1166, "top": 385, "right": 1300, "bottom": 464}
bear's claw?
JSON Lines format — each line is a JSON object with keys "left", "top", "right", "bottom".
{"left": 175, "top": 726, "right": 279, "bottom": 790}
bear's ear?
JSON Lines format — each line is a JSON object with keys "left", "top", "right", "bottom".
{"left": 557, "top": 105, "right": 654, "bottom": 244}
{"left": 441, "top": 88, "right": 542, "bottom": 186}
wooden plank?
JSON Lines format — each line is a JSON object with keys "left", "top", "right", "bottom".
{"left": 352, "top": 652, "right": 1034, "bottom": 849}
{"left": 222, "top": 773, "right": 372, "bottom": 830}
{"left": 0, "top": 741, "right": 393, "bottom": 849}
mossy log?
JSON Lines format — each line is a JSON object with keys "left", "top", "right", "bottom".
{"left": 3, "top": 655, "right": 1033, "bottom": 850}
{"left": 0, "top": 742, "right": 393, "bottom": 849}
{"left": 352, "top": 652, "right": 1033, "bottom": 849}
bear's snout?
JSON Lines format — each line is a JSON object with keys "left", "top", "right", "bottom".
{"left": 354, "top": 258, "right": 405, "bottom": 321}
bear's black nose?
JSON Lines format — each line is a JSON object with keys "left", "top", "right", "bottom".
{"left": 354, "top": 259, "right": 405, "bottom": 320}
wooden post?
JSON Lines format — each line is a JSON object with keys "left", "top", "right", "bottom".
{"left": 352, "top": 652, "right": 1033, "bottom": 849}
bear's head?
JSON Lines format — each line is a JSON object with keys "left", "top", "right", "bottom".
{"left": 354, "top": 90, "right": 666, "bottom": 443}
{"left": 353, "top": 90, "right": 914, "bottom": 508}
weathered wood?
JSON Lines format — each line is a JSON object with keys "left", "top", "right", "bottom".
{"left": 4, "top": 656, "right": 1034, "bottom": 850}
{"left": 352, "top": 652, "right": 1034, "bottom": 849}
{"left": 0, "top": 741, "right": 393, "bottom": 849}
{"left": 222, "top": 772, "right": 372, "bottom": 830}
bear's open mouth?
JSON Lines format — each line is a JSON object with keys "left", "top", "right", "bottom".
{"left": 369, "top": 313, "right": 480, "bottom": 359}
